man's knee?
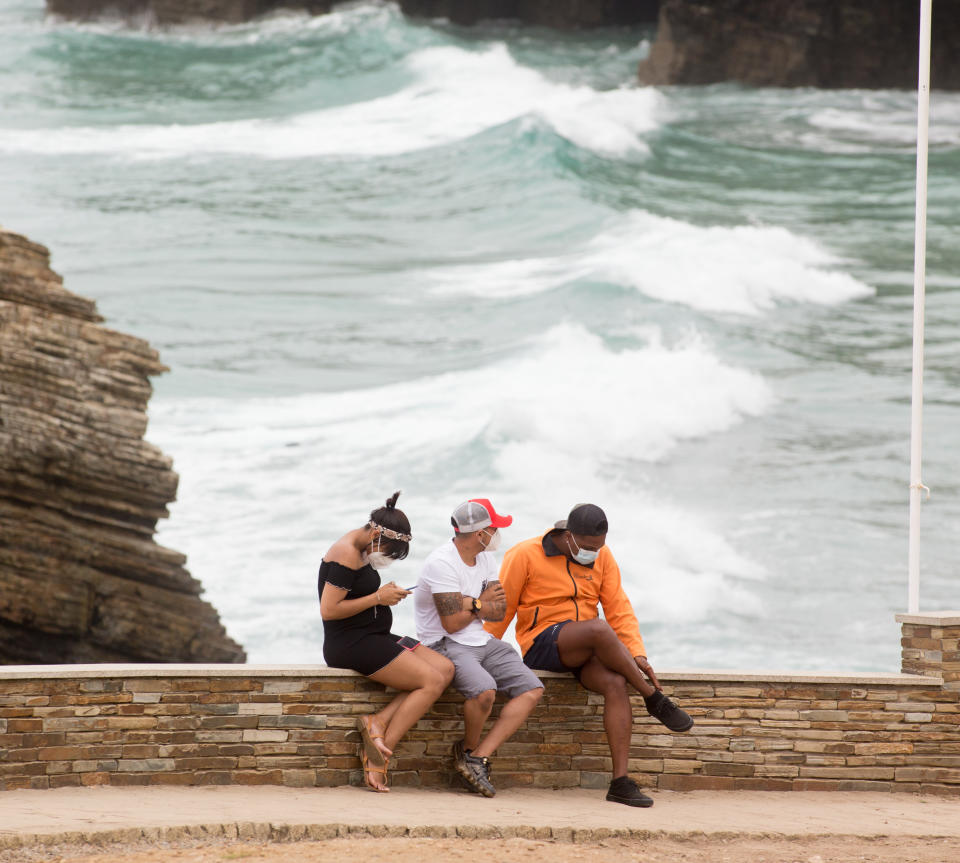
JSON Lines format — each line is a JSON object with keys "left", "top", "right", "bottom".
{"left": 583, "top": 619, "right": 618, "bottom": 643}
{"left": 564, "top": 618, "right": 617, "bottom": 648}
{"left": 468, "top": 689, "right": 496, "bottom": 710}
{"left": 600, "top": 672, "right": 629, "bottom": 700}
{"left": 583, "top": 663, "right": 629, "bottom": 699}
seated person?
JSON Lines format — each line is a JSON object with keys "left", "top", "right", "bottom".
{"left": 319, "top": 491, "right": 454, "bottom": 792}
{"left": 487, "top": 503, "right": 693, "bottom": 808}
{"left": 414, "top": 498, "right": 543, "bottom": 798}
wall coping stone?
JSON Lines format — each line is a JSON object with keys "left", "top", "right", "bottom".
{"left": 0, "top": 663, "right": 942, "bottom": 686}
{"left": 895, "top": 611, "right": 960, "bottom": 625}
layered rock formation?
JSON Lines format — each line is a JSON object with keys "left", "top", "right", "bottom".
{"left": 45, "top": 0, "right": 658, "bottom": 28}
{"left": 397, "top": 0, "right": 657, "bottom": 28}
{"left": 0, "top": 229, "right": 245, "bottom": 664}
{"left": 638, "top": 0, "right": 960, "bottom": 89}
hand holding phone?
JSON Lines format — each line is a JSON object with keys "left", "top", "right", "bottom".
{"left": 378, "top": 582, "right": 411, "bottom": 606}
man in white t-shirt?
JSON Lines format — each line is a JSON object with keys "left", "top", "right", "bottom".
{"left": 414, "top": 498, "right": 543, "bottom": 798}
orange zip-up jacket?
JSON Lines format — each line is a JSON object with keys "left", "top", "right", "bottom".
{"left": 485, "top": 530, "right": 646, "bottom": 658}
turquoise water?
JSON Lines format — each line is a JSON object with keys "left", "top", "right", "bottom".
{"left": 2, "top": 0, "right": 959, "bottom": 670}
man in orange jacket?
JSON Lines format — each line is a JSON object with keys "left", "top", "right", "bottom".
{"left": 486, "top": 503, "right": 693, "bottom": 808}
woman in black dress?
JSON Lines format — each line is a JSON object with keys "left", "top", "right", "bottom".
{"left": 319, "top": 491, "right": 453, "bottom": 792}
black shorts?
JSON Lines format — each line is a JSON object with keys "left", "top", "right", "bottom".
{"left": 523, "top": 620, "right": 582, "bottom": 674}
{"left": 323, "top": 632, "right": 408, "bottom": 677}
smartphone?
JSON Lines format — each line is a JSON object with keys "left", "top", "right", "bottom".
{"left": 396, "top": 635, "right": 421, "bottom": 651}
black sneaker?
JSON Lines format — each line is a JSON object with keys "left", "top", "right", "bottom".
{"left": 644, "top": 690, "right": 694, "bottom": 732}
{"left": 606, "top": 776, "right": 654, "bottom": 808}
{"left": 458, "top": 752, "right": 496, "bottom": 798}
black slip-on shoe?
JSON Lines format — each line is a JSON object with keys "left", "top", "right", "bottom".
{"left": 606, "top": 777, "right": 654, "bottom": 807}
{"left": 645, "top": 691, "right": 694, "bottom": 733}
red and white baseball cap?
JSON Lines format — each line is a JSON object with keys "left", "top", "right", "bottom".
{"left": 451, "top": 498, "right": 513, "bottom": 533}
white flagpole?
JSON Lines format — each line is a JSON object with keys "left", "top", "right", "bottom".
{"left": 908, "top": 0, "right": 933, "bottom": 613}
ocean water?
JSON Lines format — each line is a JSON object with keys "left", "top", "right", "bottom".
{"left": 2, "top": 0, "right": 959, "bottom": 671}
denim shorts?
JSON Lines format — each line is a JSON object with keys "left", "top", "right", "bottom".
{"left": 522, "top": 620, "right": 580, "bottom": 673}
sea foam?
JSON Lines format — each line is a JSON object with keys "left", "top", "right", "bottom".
{"left": 424, "top": 210, "right": 874, "bottom": 315}
{"left": 0, "top": 43, "right": 660, "bottom": 160}
{"left": 150, "top": 322, "right": 769, "bottom": 660}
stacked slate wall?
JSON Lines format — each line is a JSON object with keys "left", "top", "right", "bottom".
{"left": 1, "top": 614, "right": 958, "bottom": 794}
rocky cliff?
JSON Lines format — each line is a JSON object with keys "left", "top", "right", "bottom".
{"left": 0, "top": 228, "right": 245, "bottom": 664}
{"left": 45, "top": 0, "right": 658, "bottom": 28}
{"left": 396, "top": 0, "right": 657, "bottom": 28}
{"left": 638, "top": 0, "right": 960, "bottom": 90}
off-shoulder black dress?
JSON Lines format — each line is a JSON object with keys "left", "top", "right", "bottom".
{"left": 318, "top": 560, "right": 407, "bottom": 675}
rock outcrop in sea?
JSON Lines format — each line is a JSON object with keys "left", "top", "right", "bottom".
{"left": 44, "top": 0, "right": 658, "bottom": 29}
{"left": 0, "top": 228, "right": 246, "bottom": 664}
{"left": 638, "top": 0, "right": 960, "bottom": 90}
{"left": 43, "top": 0, "right": 960, "bottom": 90}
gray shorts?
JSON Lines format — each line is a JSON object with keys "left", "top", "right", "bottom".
{"left": 432, "top": 637, "right": 544, "bottom": 700}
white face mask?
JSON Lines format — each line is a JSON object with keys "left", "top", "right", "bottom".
{"left": 568, "top": 534, "right": 598, "bottom": 565}
{"left": 366, "top": 552, "right": 394, "bottom": 570}
{"left": 364, "top": 532, "right": 396, "bottom": 570}
{"left": 479, "top": 529, "right": 501, "bottom": 552}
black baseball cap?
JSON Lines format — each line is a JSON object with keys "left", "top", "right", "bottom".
{"left": 554, "top": 503, "right": 608, "bottom": 536}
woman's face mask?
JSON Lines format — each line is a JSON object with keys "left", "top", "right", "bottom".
{"left": 568, "top": 534, "right": 599, "bottom": 565}
{"left": 366, "top": 552, "right": 394, "bottom": 570}
{"left": 364, "top": 532, "right": 395, "bottom": 569}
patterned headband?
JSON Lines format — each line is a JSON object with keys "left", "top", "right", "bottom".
{"left": 369, "top": 521, "right": 412, "bottom": 543}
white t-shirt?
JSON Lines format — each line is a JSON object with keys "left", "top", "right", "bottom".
{"left": 414, "top": 539, "right": 497, "bottom": 647}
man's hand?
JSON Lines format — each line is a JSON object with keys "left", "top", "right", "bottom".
{"left": 479, "top": 581, "right": 506, "bottom": 621}
{"left": 635, "top": 655, "right": 661, "bottom": 690}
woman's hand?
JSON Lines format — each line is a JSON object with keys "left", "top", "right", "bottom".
{"left": 377, "top": 582, "right": 411, "bottom": 607}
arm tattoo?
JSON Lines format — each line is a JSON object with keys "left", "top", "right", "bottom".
{"left": 484, "top": 598, "right": 507, "bottom": 622}
{"left": 433, "top": 592, "right": 463, "bottom": 617}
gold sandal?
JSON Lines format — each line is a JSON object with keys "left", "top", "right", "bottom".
{"left": 361, "top": 750, "right": 390, "bottom": 793}
{"left": 357, "top": 715, "right": 390, "bottom": 766}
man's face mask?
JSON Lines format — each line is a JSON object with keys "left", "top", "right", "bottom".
{"left": 568, "top": 534, "right": 598, "bottom": 565}
{"left": 479, "top": 528, "right": 501, "bottom": 552}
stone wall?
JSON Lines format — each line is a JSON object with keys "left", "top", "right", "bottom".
{"left": 0, "top": 228, "right": 244, "bottom": 664}
{"left": 1, "top": 614, "right": 957, "bottom": 794}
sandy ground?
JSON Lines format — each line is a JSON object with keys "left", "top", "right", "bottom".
{"left": 3, "top": 786, "right": 960, "bottom": 863}
{"left": 12, "top": 835, "right": 960, "bottom": 863}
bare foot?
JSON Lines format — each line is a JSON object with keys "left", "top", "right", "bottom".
{"left": 363, "top": 758, "right": 389, "bottom": 793}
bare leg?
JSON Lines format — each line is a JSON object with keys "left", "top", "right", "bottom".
{"left": 472, "top": 687, "right": 543, "bottom": 759}
{"left": 369, "top": 645, "right": 454, "bottom": 751}
{"left": 578, "top": 657, "right": 632, "bottom": 778}
{"left": 363, "top": 693, "right": 409, "bottom": 760}
{"left": 463, "top": 689, "right": 496, "bottom": 752}
{"left": 557, "top": 620, "right": 655, "bottom": 696}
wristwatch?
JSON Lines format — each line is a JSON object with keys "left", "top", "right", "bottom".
{"left": 471, "top": 597, "right": 483, "bottom": 615}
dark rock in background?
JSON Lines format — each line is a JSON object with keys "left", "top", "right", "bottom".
{"left": 397, "top": 0, "right": 657, "bottom": 28}
{"left": 44, "top": 0, "right": 658, "bottom": 28}
{"left": 638, "top": 0, "right": 960, "bottom": 90}
{"left": 0, "top": 228, "right": 246, "bottom": 664}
